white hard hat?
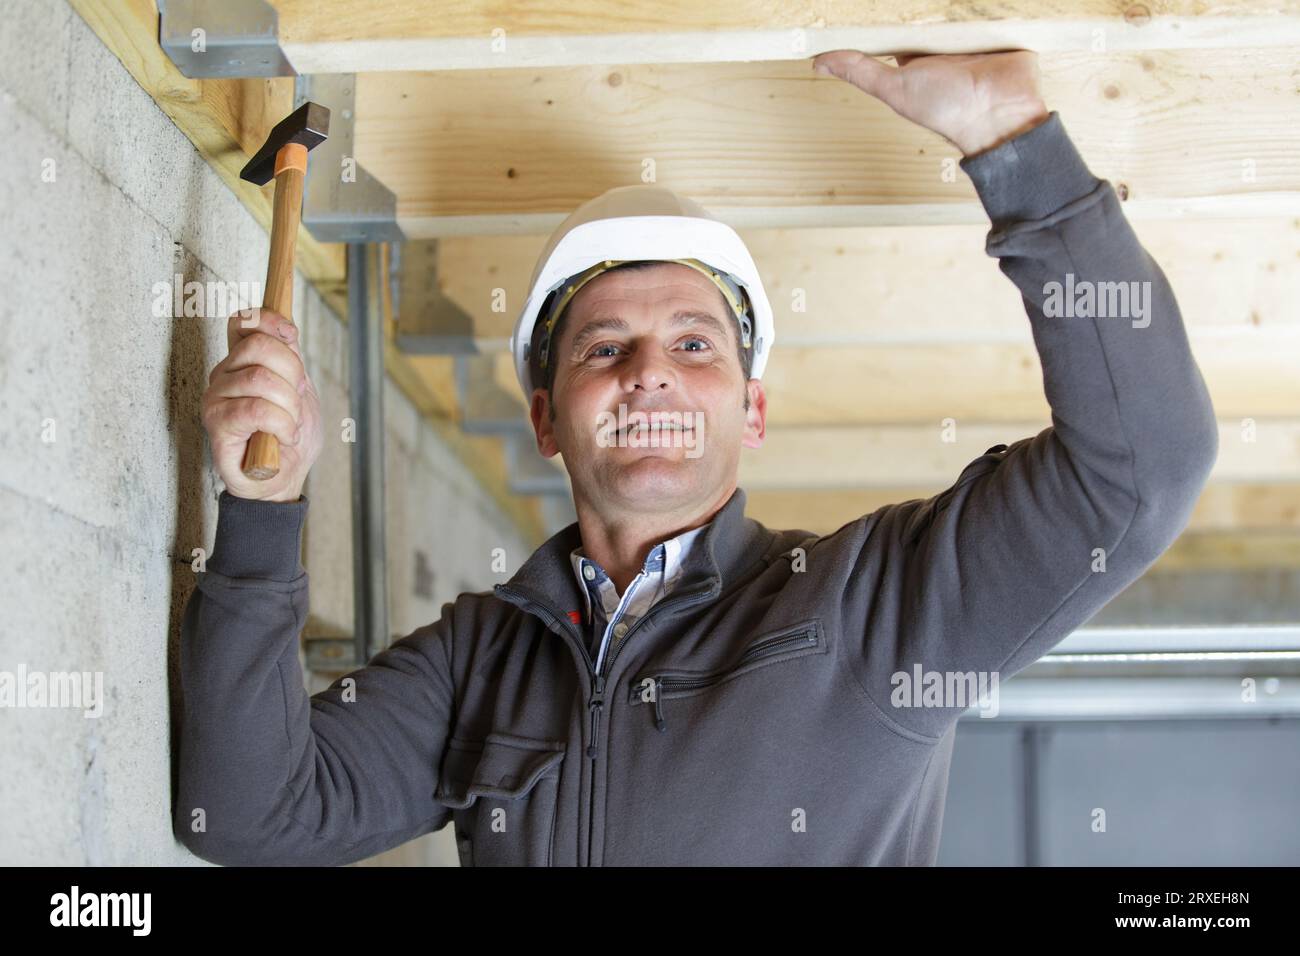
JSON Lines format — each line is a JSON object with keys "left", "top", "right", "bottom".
{"left": 510, "top": 184, "right": 774, "bottom": 398}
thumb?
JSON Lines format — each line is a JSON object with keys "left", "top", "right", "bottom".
{"left": 811, "top": 51, "right": 904, "bottom": 111}
{"left": 813, "top": 50, "right": 900, "bottom": 101}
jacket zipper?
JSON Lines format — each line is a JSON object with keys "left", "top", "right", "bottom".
{"left": 590, "top": 582, "right": 716, "bottom": 754}
{"left": 494, "top": 579, "right": 716, "bottom": 867}
{"left": 584, "top": 581, "right": 716, "bottom": 865}
{"left": 641, "top": 628, "right": 819, "bottom": 732}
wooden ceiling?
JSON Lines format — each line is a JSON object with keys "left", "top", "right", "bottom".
{"left": 75, "top": 1, "right": 1300, "bottom": 586}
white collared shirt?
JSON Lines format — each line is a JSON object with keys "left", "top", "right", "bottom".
{"left": 569, "top": 523, "right": 710, "bottom": 674}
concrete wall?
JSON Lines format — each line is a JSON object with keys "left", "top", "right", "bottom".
{"left": 0, "top": 0, "right": 530, "bottom": 866}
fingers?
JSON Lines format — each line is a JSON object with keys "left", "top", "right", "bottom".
{"left": 203, "top": 393, "right": 301, "bottom": 449}
{"left": 205, "top": 313, "right": 310, "bottom": 451}
{"left": 811, "top": 50, "right": 900, "bottom": 102}
{"left": 226, "top": 307, "right": 299, "bottom": 355}
{"left": 212, "top": 322, "right": 308, "bottom": 397}
{"left": 208, "top": 362, "right": 303, "bottom": 430}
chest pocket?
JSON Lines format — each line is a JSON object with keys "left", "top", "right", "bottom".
{"left": 434, "top": 731, "right": 566, "bottom": 866}
{"left": 627, "top": 619, "right": 827, "bottom": 731}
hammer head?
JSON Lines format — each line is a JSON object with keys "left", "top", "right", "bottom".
{"left": 239, "top": 102, "right": 331, "bottom": 186}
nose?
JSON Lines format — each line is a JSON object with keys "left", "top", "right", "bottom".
{"left": 619, "top": 341, "right": 678, "bottom": 393}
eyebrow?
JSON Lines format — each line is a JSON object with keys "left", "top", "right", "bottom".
{"left": 567, "top": 310, "right": 731, "bottom": 358}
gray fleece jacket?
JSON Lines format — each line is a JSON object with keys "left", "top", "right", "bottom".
{"left": 175, "top": 111, "right": 1218, "bottom": 866}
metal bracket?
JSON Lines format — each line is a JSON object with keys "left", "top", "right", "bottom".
{"left": 392, "top": 241, "right": 481, "bottom": 355}
{"left": 158, "top": 0, "right": 294, "bottom": 78}
{"left": 505, "top": 434, "right": 571, "bottom": 496}
{"left": 456, "top": 354, "right": 531, "bottom": 434}
{"left": 294, "top": 74, "right": 404, "bottom": 243}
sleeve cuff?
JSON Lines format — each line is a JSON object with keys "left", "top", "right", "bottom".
{"left": 959, "top": 111, "right": 1102, "bottom": 230}
{"left": 206, "top": 489, "right": 308, "bottom": 582}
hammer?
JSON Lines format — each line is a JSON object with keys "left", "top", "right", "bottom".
{"left": 237, "top": 101, "right": 330, "bottom": 480}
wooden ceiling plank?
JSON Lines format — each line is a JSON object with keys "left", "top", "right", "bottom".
{"left": 737, "top": 420, "right": 1300, "bottom": 488}
{"left": 270, "top": 1, "right": 1300, "bottom": 72}
{"left": 430, "top": 219, "right": 1300, "bottom": 347}
{"left": 475, "top": 339, "right": 1300, "bottom": 426}
{"left": 355, "top": 51, "right": 1300, "bottom": 233}
{"left": 745, "top": 483, "right": 1300, "bottom": 536}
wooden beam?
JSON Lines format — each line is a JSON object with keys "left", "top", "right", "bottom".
{"left": 270, "top": 1, "right": 1300, "bottom": 73}
{"left": 472, "top": 335, "right": 1300, "bottom": 427}
{"left": 356, "top": 50, "right": 1300, "bottom": 234}
{"left": 738, "top": 420, "right": 1300, "bottom": 489}
{"left": 744, "top": 483, "right": 1300, "bottom": 537}
{"left": 1152, "top": 531, "right": 1300, "bottom": 571}
{"left": 734, "top": 508, "right": 1300, "bottom": 572}
{"left": 754, "top": 339, "right": 1300, "bottom": 425}
{"left": 430, "top": 218, "right": 1300, "bottom": 347}
{"left": 487, "top": 420, "right": 1300, "bottom": 494}
{"left": 428, "top": 217, "right": 1298, "bottom": 434}
{"left": 1087, "top": 570, "right": 1300, "bottom": 626}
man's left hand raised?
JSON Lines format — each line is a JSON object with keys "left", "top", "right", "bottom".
{"left": 811, "top": 49, "right": 1050, "bottom": 158}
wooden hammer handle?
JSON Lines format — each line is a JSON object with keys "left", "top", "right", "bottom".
{"left": 241, "top": 143, "right": 307, "bottom": 481}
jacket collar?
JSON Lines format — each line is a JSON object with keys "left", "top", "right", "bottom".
{"left": 495, "top": 486, "right": 768, "bottom": 631}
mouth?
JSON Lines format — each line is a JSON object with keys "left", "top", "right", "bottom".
{"left": 620, "top": 420, "right": 696, "bottom": 438}
{"left": 592, "top": 408, "right": 704, "bottom": 448}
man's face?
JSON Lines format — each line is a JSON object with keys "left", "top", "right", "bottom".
{"left": 530, "top": 262, "right": 766, "bottom": 516}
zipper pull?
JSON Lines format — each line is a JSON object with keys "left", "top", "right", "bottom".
{"left": 653, "top": 676, "right": 667, "bottom": 732}
{"left": 587, "top": 697, "right": 603, "bottom": 758}
{"left": 586, "top": 672, "right": 606, "bottom": 759}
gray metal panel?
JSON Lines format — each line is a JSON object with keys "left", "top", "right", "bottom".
{"left": 158, "top": 0, "right": 294, "bottom": 78}
{"left": 936, "top": 723, "right": 1023, "bottom": 866}
{"left": 938, "top": 718, "right": 1300, "bottom": 865}
{"left": 1054, "top": 625, "right": 1300, "bottom": 655}
{"left": 962, "top": 676, "right": 1300, "bottom": 721}
{"left": 349, "top": 243, "right": 389, "bottom": 665}
{"left": 1036, "top": 720, "right": 1300, "bottom": 865}
{"left": 294, "top": 75, "right": 403, "bottom": 243}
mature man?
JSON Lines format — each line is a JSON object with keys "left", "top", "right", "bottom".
{"left": 177, "top": 50, "right": 1217, "bottom": 865}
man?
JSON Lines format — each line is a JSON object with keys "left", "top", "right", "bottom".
{"left": 177, "top": 49, "right": 1217, "bottom": 866}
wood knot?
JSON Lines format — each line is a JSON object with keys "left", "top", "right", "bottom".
{"left": 1124, "top": 4, "right": 1151, "bottom": 26}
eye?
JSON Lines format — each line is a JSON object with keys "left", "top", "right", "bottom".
{"left": 587, "top": 343, "right": 622, "bottom": 359}
{"left": 678, "top": 336, "right": 712, "bottom": 352}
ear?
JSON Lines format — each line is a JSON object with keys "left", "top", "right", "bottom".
{"left": 741, "top": 379, "right": 766, "bottom": 449}
{"left": 529, "top": 387, "right": 560, "bottom": 458}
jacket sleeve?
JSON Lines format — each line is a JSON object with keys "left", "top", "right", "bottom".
{"left": 175, "top": 491, "right": 457, "bottom": 866}
{"left": 848, "top": 112, "right": 1218, "bottom": 737}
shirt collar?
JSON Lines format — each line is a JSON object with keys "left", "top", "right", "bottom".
{"left": 495, "top": 486, "right": 770, "bottom": 639}
{"left": 569, "top": 522, "right": 710, "bottom": 624}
